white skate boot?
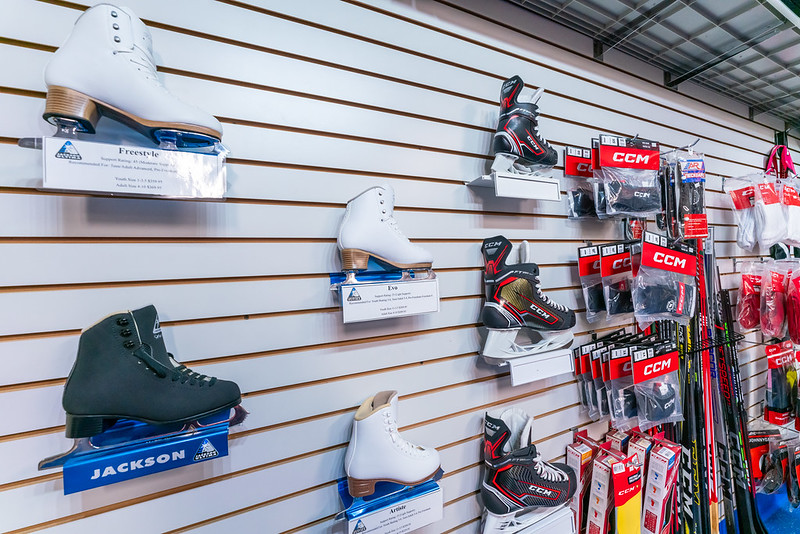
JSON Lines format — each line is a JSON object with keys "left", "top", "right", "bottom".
{"left": 344, "top": 391, "right": 441, "bottom": 497}
{"left": 43, "top": 4, "right": 222, "bottom": 149}
{"left": 337, "top": 185, "right": 434, "bottom": 282}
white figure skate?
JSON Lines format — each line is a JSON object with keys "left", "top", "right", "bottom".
{"left": 344, "top": 390, "right": 441, "bottom": 497}
{"left": 337, "top": 185, "right": 434, "bottom": 283}
{"left": 480, "top": 236, "right": 575, "bottom": 363}
{"left": 43, "top": 4, "right": 222, "bottom": 149}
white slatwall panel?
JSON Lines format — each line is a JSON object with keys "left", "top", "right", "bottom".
{"left": 0, "top": 0, "right": 777, "bottom": 532}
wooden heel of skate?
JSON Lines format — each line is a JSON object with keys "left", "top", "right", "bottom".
{"left": 43, "top": 86, "right": 100, "bottom": 133}
{"left": 341, "top": 249, "right": 370, "bottom": 270}
{"left": 347, "top": 477, "right": 377, "bottom": 497}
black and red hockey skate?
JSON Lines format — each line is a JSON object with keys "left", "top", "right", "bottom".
{"left": 481, "top": 409, "right": 576, "bottom": 533}
{"left": 491, "top": 75, "right": 558, "bottom": 176}
{"left": 481, "top": 235, "right": 575, "bottom": 362}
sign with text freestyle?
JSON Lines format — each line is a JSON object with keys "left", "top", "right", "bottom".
{"left": 42, "top": 137, "right": 226, "bottom": 198}
{"left": 340, "top": 278, "right": 440, "bottom": 323}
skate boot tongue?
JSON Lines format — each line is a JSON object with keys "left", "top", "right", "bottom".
{"left": 130, "top": 305, "right": 172, "bottom": 368}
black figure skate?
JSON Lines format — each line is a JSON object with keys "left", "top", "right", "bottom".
{"left": 481, "top": 236, "right": 575, "bottom": 362}
{"left": 491, "top": 75, "right": 558, "bottom": 177}
{"left": 481, "top": 408, "right": 577, "bottom": 533}
{"left": 40, "top": 305, "right": 245, "bottom": 469}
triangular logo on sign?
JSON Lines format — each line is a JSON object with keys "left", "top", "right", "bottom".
{"left": 193, "top": 439, "right": 219, "bottom": 461}
{"left": 55, "top": 141, "right": 81, "bottom": 160}
{"left": 352, "top": 519, "right": 367, "bottom": 534}
{"left": 347, "top": 288, "right": 362, "bottom": 302}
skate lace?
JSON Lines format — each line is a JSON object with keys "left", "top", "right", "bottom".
{"left": 133, "top": 344, "right": 217, "bottom": 386}
{"left": 533, "top": 277, "right": 567, "bottom": 312}
{"left": 382, "top": 411, "right": 423, "bottom": 456}
{"left": 532, "top": 453, "right": 566, "bottom": 482}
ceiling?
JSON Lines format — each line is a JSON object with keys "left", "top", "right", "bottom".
{"left": 505, "top": 0, "right": 800, "bottom": 131}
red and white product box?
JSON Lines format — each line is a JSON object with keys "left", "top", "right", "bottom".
{"left": 565, "top": 145, "right": 593, "bottom": 177}
{"left": 628, "top": 433, "right": 655, "bottom": 475}
{"left": 606, "top": 429, "right": 631, "bottom": 454}
{"left": 765, "top": 340, "right": 794, "bottom": 426}
{"left": 586, "top": 449, "right": 625, "bottom": 534}
{"left": 641, "top": 441, "right": 681, "bottom": 534}
{"left": 567, "top": 431, "right": 601, "bottom": 531}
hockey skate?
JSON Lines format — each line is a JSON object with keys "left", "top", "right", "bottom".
{"left": 481, "top": 408, "right": 576, "bottom": 534}
{"left": 344, "top": 391, "right": 441, "bottom": 498}
{"left": 336, "top": 185, "right": 434, "bottom": 285}
{"left": 481, "top": 236, "right": 575, "bottom": 363}
{"left": 40, "top": 305, "right": 245, "bottom": 470}
{"left": 491, "top": 75, "right": 558, "bottom": 177}
{"left": 41, "top": 4, "right": 222, "bottom": 150}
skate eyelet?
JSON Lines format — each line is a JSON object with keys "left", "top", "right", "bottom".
{"left": 113, "top": 23, "right": 119, "bottom": 30}
{"left": 120, "top": 328, "right": 132, "bottom": 337}
{"left": 123, "top": 340, "right": 135, "bottom": 349}
{"left": 114, "top": 36, "right": 121, "bottom": 43}
{"left": 111, "top": 10, "right": 118, "bottom": 17}
{"left": 116, "top": 317, "right": 129, "bottom": 326}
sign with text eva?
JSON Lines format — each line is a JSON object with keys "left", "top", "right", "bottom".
{"left": 42, "top": 137, "right": 226, "bottom": 198}
{"left": 340, "top": 278, "right": 439, "bottom": 323}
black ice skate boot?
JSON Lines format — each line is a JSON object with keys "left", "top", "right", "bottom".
{"left": 481, "top": 236, "right": 575, "bottom": 361}
{"left": 491, "top": 75, "right": 558, "bottom": 175}
{"left": 481, "top": 409, "right": 576, "bottom": 533}
{"left": 62, "top": 305, "right": 241, "bottom": 438}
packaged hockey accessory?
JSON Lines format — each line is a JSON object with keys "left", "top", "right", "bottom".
{"left": 586, "top": 447, "right": 626, "bottom": 534}
{"left": 737, "top": 260, "right": 763, "bottom": 329}
{"left": 641, "top": 440, "right": 681, "bottom": 534}
{"left": 338, "top": 185, "right": 434, "bottom": 283}
{"left": 789, "top": 269, "right": 800, "bottom": 343}
{"left": 480, "top": 236, "right": 575, "bottom": 362}
{"left": 782, "top": 177, "right": 800, "bottom": 247}
{"left": 490, "top": 75, "right": 557, "bottom": 177}
{"left": 596, "top": 134, "right": 662, "bottom": 217}
{"left": 632, "top": 231, "right": 697, "bottom": 327}
{"left": 601, "top": 242, "right": 634, "bottom": 319}
{"left": 753, "top": 173, "right": 787, "bottom": 248}
{"left": 748, "top": 425, "right": 783, "bottom": 493}
{"left": 592, "top": 345, "right": 611, "bottom": 419}
{"left": 564, "top": 146, "right": 595, "bottom": 219}
{"left": 592, "top": 139, "right": 612, "bottom": 220}
{"left": 481, "top": 408, "right": 577, "bottom": 533}
{"left": 612, "top": 454, "right": 643, "bottom": 534}
{"left": 567, "top": 431, "right": 602, "bottom": 532}
{"left": 622, "top": 217, "right": 647, "bottom": 241}
{"left": 760, "top": 260, "right": 790, "bottom": 339}
{"left": 760, "top": 442, "right": 787, "bottom": 494}
{"left": 631, "top": 344, "right": 681, "bottom": 431}
{"left": 578, "top": 245, "right": 605, "bottom": 323}
{"left": 765, "top": 144, "right": 796, "bottom": 183}
{"left": 723, "top": 175, "right": 757, "bottom": 251}
{"left": 670, "top": 150, "right": 708, "bottom": 238}
{"left": 345, "top": 391, "right": 441, "bottom": 497}
{"left": 43, "top": 5, "right": 222, "bottom": 149}
{"left": 608, "top": 346, "right": 638, "bottom": 431}
{"left": 765, "top": 340, "right": 794, "bottom": 426}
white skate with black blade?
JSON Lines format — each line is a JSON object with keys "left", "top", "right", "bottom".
{"left": 481, "top": 236, "right": 575, "bottom": 363}
{"left": 481, "top": 409, "right": 576, "bottom": 533}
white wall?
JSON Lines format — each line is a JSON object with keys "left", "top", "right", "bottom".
{"left": 0, "top": 0, "right": 775, "bottom": 532}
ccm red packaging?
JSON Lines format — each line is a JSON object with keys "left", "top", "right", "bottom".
{"left": 567, "top": 431, "right": 602, "bottom": 531}
{"left": 737, "top": 261, "right": 763, "bottom": 329}
{"left": 608, "top": 346, "right": 638, "bottom": 431}
{"left": 631, "top": 344, "right": 682, "bottom": 431}
{"left": 601, "top": 242, "right": 634, "bottom": 319}
{"left": 612, "top": 454, "right": 643, "bottom": 534}
{"left": 723, "top": 175, "right": 757, "bottom": 250}
{"left": 748, "top": 425, "right": 782, "bottom": 492}
{"left": 580, "top": 245, "right": 605, "bottom": 323}
{"left": 761, "top": 260, "right": 791, "bottom": 339}
{"left": 781, "top": 178, "right": 800, "bottom": 247}
{"left": 788, "top": 269, "right": 800, "bottom": 343}
{"left": 596, "top": 135, "right": 662, "bottom": 217}
{"left": 753, "top": 173, "right": 787, "bottom": 248}
{"left": 641, "top": 440, "right": 681, "bottom": 534}
{"left": 586, "top": 447, "right": 626, "bottom": 534}
{"left": 632, "top": 231, "right": 697, "bottom": 327}
{"left": 765, "top": 340, "right": 794, "bottom": 426}
{"left": 591, "top": 139, "right": 612, "bottom": 220}
{"left": 564, "top": 146, "right": 596, "bottom": 219}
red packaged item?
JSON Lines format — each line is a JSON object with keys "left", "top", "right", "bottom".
{"left": 788, "top": 270, "right": 800, "bottom": 344}
{"left": 738, "top": 261, "right": 763, "bottom": 329}
{"left": 761, "top": 261, "right": 791, "bottom": 339}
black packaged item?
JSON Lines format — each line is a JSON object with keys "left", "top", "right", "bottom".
{"left": 765, "top": 340, "right": 794, "bottom": 426}
{"left": 600, "top": 242, "right": 634, "bottom": 320}
{"left": 591, "top": 139, "right": 612, "bottom": 220}
{"left": 631, "top": 344, "right": 682, "bottom": 431}
{"left": 564, "top": 146, "right": 596, "bottom": 219}
{"left": 591, "top": 346, "right": 610, "bottom": 418}
{"left": 671, "top": 151, "right": 708, "bottom": 238}
{"left": 632, "top": 232, "right": 697, "bottom": 328}
{"left": 749, "top": 425, "right": 783, "bottom": 493}
{"left": 788, "top": 440, "right": 800, "bottom": 508}
{"left": 596, "top": 135, "right": 662, "bottom": 217}
{"left": 578, "top": 245, "right": 605, "bottom": 323}
{"left": 608, "top": 346, "right": 637, "bottom": 431}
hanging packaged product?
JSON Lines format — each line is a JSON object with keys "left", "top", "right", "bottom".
{"left": 788, "top": 269, "right": 800, "bottom": 343}
{"left": 579, "top": 245, "right": 605, "bottom": 323}
{"left": 723, "top": 175, "right": 757, "bottom": 251}
{"left": 748, "top": 423, "right": 784, "bottom": 494}
{"left": 601, "top": 242, "right": 634, "bottom": 319}
{"left": 782, "top": 177, "right": 800, "bottom": 246}
{"left": 631, "top": 344, "right": 682, "bottom": 431}
{"left": 608, "top": 346, "right": 638, "bottom": 431}
{"left": 753, "top": 173, "right": 787, "bottom": 248}
{"left": 671, "top": 150, "right": 708, "bottom": 238}
{"left": 737, "top": 261, "right": 763, "bottom": 329}
{"left": 564, "top": 145, "right": 596, "bottom": 219}
{"left": 592, "top": 345, "right": 611, "bottom": 419}
{"left": 596, "top": 134, "right": 662, "bottom": 217}
{"left": 591, "top": 139, "right": 612, "bottom": 220}
{"left": 632, "top": 232, "right": 697, "bottom": 327}
{"left": 760, "top": 261, "right": 791, "bottom": 339}
{"left": 582, "top": 342, "right": 601, "bottom": 420}
{"left": 765, "top": 340, "right": 794, "bottom": 426}
{"left": 766, "top": 144, "right": 796, "bottom": 184}
{"left": 787, "top": 439, "right": 800, "bottom": 508}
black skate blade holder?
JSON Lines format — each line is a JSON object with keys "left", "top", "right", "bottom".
{"left": 38, "top": 405, "right": 246, "bottom": 495}
{"left": 335, "top": 469, "right": 444, "bottom": 533}
{"left": 466, "top": 154, "right": 561, "bottom": 201}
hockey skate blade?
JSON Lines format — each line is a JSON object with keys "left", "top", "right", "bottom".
{"left": 490, "top": 153, "right": 554, "bottom": 177}
{"left": 481, "top": 329, "right": 573, "bottom": 364}
{"left": 482, "top": 505, "right": 571, "bottom": 534}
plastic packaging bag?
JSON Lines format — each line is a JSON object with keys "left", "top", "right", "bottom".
{"left": 753, "top": 173, "right": 787, "bottom": 249}
{"left": 788, "top": 270, "right": 800, "bottom": 344}
{"left": 761, "top": 261, "right": 791, "bottom": 339}
{"left": 631, "top": 343, "right": 682, "bottom": 432}
{"left": 673, "top": 151, "right": 708, "bottom": 238}
{"left": 765, "top": 340, "right": 794, "bottom": 426}
{"left": 608, "top": 346, "right": 637, "bottom": 431}
{"left": 596, "top": 135, "right": 662, "bottom": 217}
{"left": 723, "top": 175, "right": 757, "bottom": 251}
{"left": 632, "top": 232, "right": 697, "bottom": 327}
{"left": 782, "top": 178, "right": 800, "bottom": 247}
{"left": 601, "top": 242, "right": 634, "bottom": 320}
{"left": 579, "top": 245, "right": 605, "bottom": 323}
{"left": 564, "top": 146, "right": 596, "bottom": 219}
{"left": 737, "top": 261, "right": 763, "bottom": 329}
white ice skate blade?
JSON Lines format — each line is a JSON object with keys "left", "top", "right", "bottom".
{"left": 467, "top": 155, "right": 559, "bottom": 201}
{"left": 482, "top": 504, "right": 574, "bottom": 534}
